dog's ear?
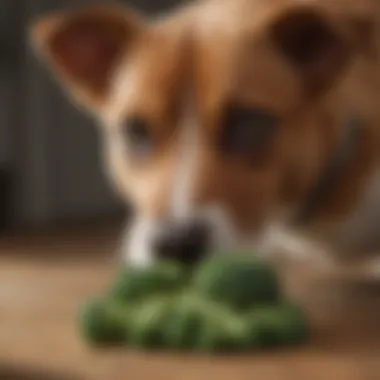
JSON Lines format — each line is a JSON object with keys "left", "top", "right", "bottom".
{"left": 268, "top": 5, "right": 351, "bottom": 97}
{"left": 29, "top": 5, "right": 141, "bottom": 112}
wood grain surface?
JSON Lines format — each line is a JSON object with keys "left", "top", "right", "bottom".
{"left": 0, "top": 224, "right": 379, "bottom": 380}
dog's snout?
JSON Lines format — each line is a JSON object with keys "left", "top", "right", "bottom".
{"left": 154, "top": 220, "right": 210, "bottom": 265}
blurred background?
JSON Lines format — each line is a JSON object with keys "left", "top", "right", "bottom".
{"left": 0, "top": 0, "right": 182, "bottom": 234}
{"left": 0, "top": 1, "right": 379, "bottom": 379}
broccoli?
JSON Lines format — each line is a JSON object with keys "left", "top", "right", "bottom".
{"left": 193, "top": 255, "right": 279, "bottom": 310}
{"left": 162, "top": 293, "right": 246, "bottom": 352}
{"left": 126, "top": 293, "right": 227, "bottom": 351}
{"left": 79, "top": 298, "right": 129, "bottom": 346}
{"left": 244, "top": 304, "right": 309, "bottom": 348}
{"left": 161, "top": 294, "right": 205, "bottom": 350}
{"left": 109, "top": 262, "right": 185, "bottom": 302}
{"left": 127, "top": 296, "right": 174, "bottom": 348}
{"left": 79, "top": 254, "right": 309, "bottom": 353}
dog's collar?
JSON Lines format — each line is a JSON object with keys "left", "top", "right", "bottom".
{"left": 293, "top": 116, "right": 362, "bottom": 225}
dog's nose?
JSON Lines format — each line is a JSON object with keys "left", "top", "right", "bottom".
{"left": 153, "top": 220, "right": 210, "bottom": 265}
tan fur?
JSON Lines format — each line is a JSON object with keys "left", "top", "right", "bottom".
{"left": 29, "top": 0, "right": 380, "bottom": 270}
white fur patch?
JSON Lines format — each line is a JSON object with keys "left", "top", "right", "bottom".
{"left": 170, "top": 103, "right": 199, "bottom": 219}
{"left": 168, "top": 101, "right": 241, "bottom": 253}
{"left": 257, "top": 224, "right": 336, "bottom": 269}
{"left": 122, "top": 217, "right": 159, "bottom": 267}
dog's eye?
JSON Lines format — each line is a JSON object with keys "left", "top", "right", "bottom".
{"left": 123, "top": 116, "right": 153, "bottom": 158}
{"left": 220, "top": 106, "right": 278, "bottom": 154}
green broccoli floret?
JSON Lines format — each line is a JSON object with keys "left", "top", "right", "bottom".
{"left": 127, "top": 296, "right": 174, "bottom": 348}
{"left": 109, "top": 262, "right": 185, "bottom": 302}
{"left": 193, "top": 255, "right": 279, "bottom": 310}
{"left": 244, "top": 304, "right": 309, "bottom": 349}
{"left": 79, "top": 298, "right": 129, "bottom": 346}
{"left": 161, "top": 294, "right": 204, "bottom": 350}
{"left": 163, "top": 294, "right": 246, "bottom": 352}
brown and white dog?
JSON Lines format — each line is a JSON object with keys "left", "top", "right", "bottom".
{"left": 29, "top": 0, "right": 380, "bottom": 277}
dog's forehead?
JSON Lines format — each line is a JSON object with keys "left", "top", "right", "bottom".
{"left": 105, "top": 14, "right": 192, "bottom": 124}
{"left": 191, "top": 0, "right": 301, "bottom": 113}
{"left": 105, "top": 0, "right": 297, "bottom": 124}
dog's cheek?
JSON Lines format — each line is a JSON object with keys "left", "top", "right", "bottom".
{"left": 102, "top": 143, "right": 135, "bottom": 202}
{"left": 103, "top": 141, "right": 170, "bottom": 215}
{"left": 219, "top": 166, "right": 283, "bottom": 235}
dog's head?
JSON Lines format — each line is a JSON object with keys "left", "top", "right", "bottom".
{"left": 30, "top": 0, "right": 367, "bottom": 266}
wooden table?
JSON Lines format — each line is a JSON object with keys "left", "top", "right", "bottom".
{"left": 0, "top": 224, "right": 379, "bottom": 380}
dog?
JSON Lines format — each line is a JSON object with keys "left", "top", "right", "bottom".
{"left": 29, "top": 0, "right": 380, "bottom": 278}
